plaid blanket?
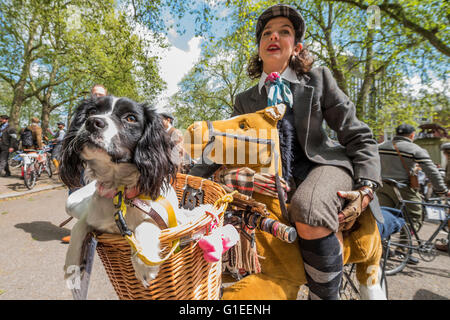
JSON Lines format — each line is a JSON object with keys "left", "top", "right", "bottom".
{"left": 213, "top": 167, "right": 289, "bottom": 198}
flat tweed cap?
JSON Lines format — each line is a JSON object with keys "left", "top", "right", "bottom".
{"left": 396, "top": 124, "right": 415, "bottom": 135}
{"left": 440, "top": 142, "right": 450, "bottom": 151}
{"left": 255, "top": 4, "right": 306, "bottom": 44}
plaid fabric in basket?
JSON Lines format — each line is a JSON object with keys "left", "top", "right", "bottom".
{"left": 214, "top": 167, "right": 289, "bottom": 198}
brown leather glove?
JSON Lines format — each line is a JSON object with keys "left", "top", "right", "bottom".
{"left": 337, "top": 188, "right": 373, "bottom": 231}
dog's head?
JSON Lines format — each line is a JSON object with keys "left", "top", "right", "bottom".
{"left": 59, "top": 96, "right": 178, "bottom": 199}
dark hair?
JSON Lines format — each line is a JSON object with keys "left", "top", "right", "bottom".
{"left": 395, "top": 124, "right": 415, "bottom": 136}
{"left": 247, "top": 47, "right": 315, "bottom": 80}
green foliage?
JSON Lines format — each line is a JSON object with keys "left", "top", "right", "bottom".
{"left": 171, "top": 43, "right": 257, "bottom": 129}
{"left": 0, "top": 0, "right": 166, "bottom": 128}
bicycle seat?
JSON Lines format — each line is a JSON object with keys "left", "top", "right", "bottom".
{"left": 382, "top": 178, "right": 407, "bottom": 189}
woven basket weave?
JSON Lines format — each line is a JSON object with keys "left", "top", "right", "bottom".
{"left": 95, "top": 173, "right": 228, "bottom": 300}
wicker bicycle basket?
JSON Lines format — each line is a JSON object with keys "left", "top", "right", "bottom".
{"left": 94, "top": 173, "right": 229, "bottom": 300}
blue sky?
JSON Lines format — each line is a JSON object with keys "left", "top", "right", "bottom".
{"left": 151, "top": 2, "right": 231, "bottom": 111}
{"left": 137, "top": 2, "right": 448, "bottom": 112}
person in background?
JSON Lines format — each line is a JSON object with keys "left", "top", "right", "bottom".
{"left": 47, "top": 122, "right": 66, "bottom": 171}
{"left": 441, "top": 142, "right": 450, "bottom": 189}
{"left": 0, "top": 115, "right": 18, "bottom": 177}
{"left": 160, "top": 112, "right": 192, "bottom": 173}
{"left": 435, "top": 142, "right": 450, "bottom": 253}
{"left": 377, "top": 124, "right": 449, "bottom": 259}
{"left": 91, "top": 84, "right": 107, "bottom": 98}
{"left": 21, "top": 117, "right": 43, "bottom": 150}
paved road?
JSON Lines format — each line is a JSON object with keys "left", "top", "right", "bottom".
{"left": 0, "top": 188, "right": 117, "bottom": 300}
{"left": 0, "top": 185, "right": 448, "bottom": 300}
{"left": 384, "top": 220, "right": 449, "bottom": 300}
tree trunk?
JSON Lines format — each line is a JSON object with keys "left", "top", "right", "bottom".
{"left": 8, "top": 21, "right": 39, "bottom": 128}
{"left": 322, "top": 3, "right": 349, "bottom": 96}
{"left": 355, "top": 29, "right": 374, "bottom": 119}
{"left": 41, "top": 102, "right": 51, "bottom": 135}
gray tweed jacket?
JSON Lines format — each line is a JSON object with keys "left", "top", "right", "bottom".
{"left": 379, "top": 136, "right": 448, "bottom": 193}
{"left": 233, "top": 66, "right": 382, "bottom": 185}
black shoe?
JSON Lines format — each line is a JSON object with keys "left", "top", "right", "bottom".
{"left": 407, "top": 256, "right": 420, "bottom": 265}
{"left": 3, "top": 172, "right": 11, "bottom": 177}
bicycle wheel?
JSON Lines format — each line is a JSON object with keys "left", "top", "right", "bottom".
{"left": 382, "top": 223, "right": 412, "bottom": 276}
{"left": 23, "top": 164, "right": 36, "bottom": 190}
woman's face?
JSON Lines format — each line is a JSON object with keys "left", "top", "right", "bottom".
{"left": 259, "top": 17, "right": 302, "bottom": 74}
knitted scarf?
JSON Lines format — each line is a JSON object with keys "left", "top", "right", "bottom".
{"left": 265, "top": 72, "right": 295, "bottom": 182}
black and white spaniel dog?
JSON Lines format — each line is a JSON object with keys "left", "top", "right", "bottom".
{"left": 60, "top": 96, "right": 189, "bottom": 287}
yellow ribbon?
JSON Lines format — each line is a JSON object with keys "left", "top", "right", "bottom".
{"left": 114, "top": 186, "right": 180, "bottom": 266}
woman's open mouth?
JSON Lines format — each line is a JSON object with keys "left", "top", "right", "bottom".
{"left": 267, "top": 44, "right": 280, "bottom": 52}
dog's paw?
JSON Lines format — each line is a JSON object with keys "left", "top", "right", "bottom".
{"left": 131, "top": 255, "right": 160, "bottom": 288}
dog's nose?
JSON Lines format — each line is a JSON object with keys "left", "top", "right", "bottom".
{"left": 86, "top": 116, "right": 107, "bottom": 132}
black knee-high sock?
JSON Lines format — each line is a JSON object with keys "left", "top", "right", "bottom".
{"left": 298, "top": 233, "right": 343, "bottom": 300}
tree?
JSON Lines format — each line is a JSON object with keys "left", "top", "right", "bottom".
{"left": 0, "top": 0, "right": 166, "bottom": 130}
{"left": 324, "top": 0, "right": 450, "bottom": 57}
{"left": 178, "top": 0, "right": 448, "bottom": 139}
{"left": 0, "top": 0, "right": 49, "bottom": 127}
{"left": 171, "top": 43, "right": 256, "bottom": 129}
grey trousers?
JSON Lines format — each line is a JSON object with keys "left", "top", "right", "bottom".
{"left": 288, "top": 165, "right": 353, "bottom": 233}
{"left": 0, "top": 147, "right": 10, "bottom": 175}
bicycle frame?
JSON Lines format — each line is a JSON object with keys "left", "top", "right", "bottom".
{"left": 397, "top": 199, "right": 449, "bottom": 251}
{"left": 20, "top": 151, "right": 38, "bottom": 166}
{"left": 388, "top": 181, "right": 449, "bottom": 250}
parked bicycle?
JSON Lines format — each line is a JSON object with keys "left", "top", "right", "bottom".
{"left": 380, "top": 178, "right": 449, "bottom": 276}
{"left": 20, "top": 147, "right": 53, "bottom": 189}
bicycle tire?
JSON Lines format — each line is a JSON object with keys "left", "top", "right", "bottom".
{"left": 23, "top": 164, "right": 36, "bottom": 190}
{"left": 383, "top": 223, "right": 412, "bottom": 276}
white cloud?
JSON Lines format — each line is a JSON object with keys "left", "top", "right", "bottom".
{"left": 154, "top": 36, "right": 203, "bottom": 111}
{"left": 405, "top": 75, "right": 450, "bottom": 97}
{"left": 127, "top": 10, "right": 202, "bottom": 112}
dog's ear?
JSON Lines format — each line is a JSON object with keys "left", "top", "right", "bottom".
{"left": 59, "top": 99, "right": 93, "bottom": 189}
{"left": 134, "top": 105, "right": 178, "bottom": 199}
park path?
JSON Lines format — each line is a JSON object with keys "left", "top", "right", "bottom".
{"left": 0, "top": 188, "right": 117, "bottom": 299}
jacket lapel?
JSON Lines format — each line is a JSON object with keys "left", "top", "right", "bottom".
{"left": 250, "top": 85, "right": 267, "bottom": 105}
{"left": 291, "top": 75, "right": 314, "bottom": 149}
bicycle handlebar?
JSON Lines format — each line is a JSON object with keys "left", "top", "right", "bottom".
{"left": 242, "top": 211, "right": 297, "bottom": 243}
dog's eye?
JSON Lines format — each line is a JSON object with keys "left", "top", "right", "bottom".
{"left": 125, "top": 115, "right": 137, "bottom": 123}
{"left": 87, "top": 108, "right": 97, "bottom": 116}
